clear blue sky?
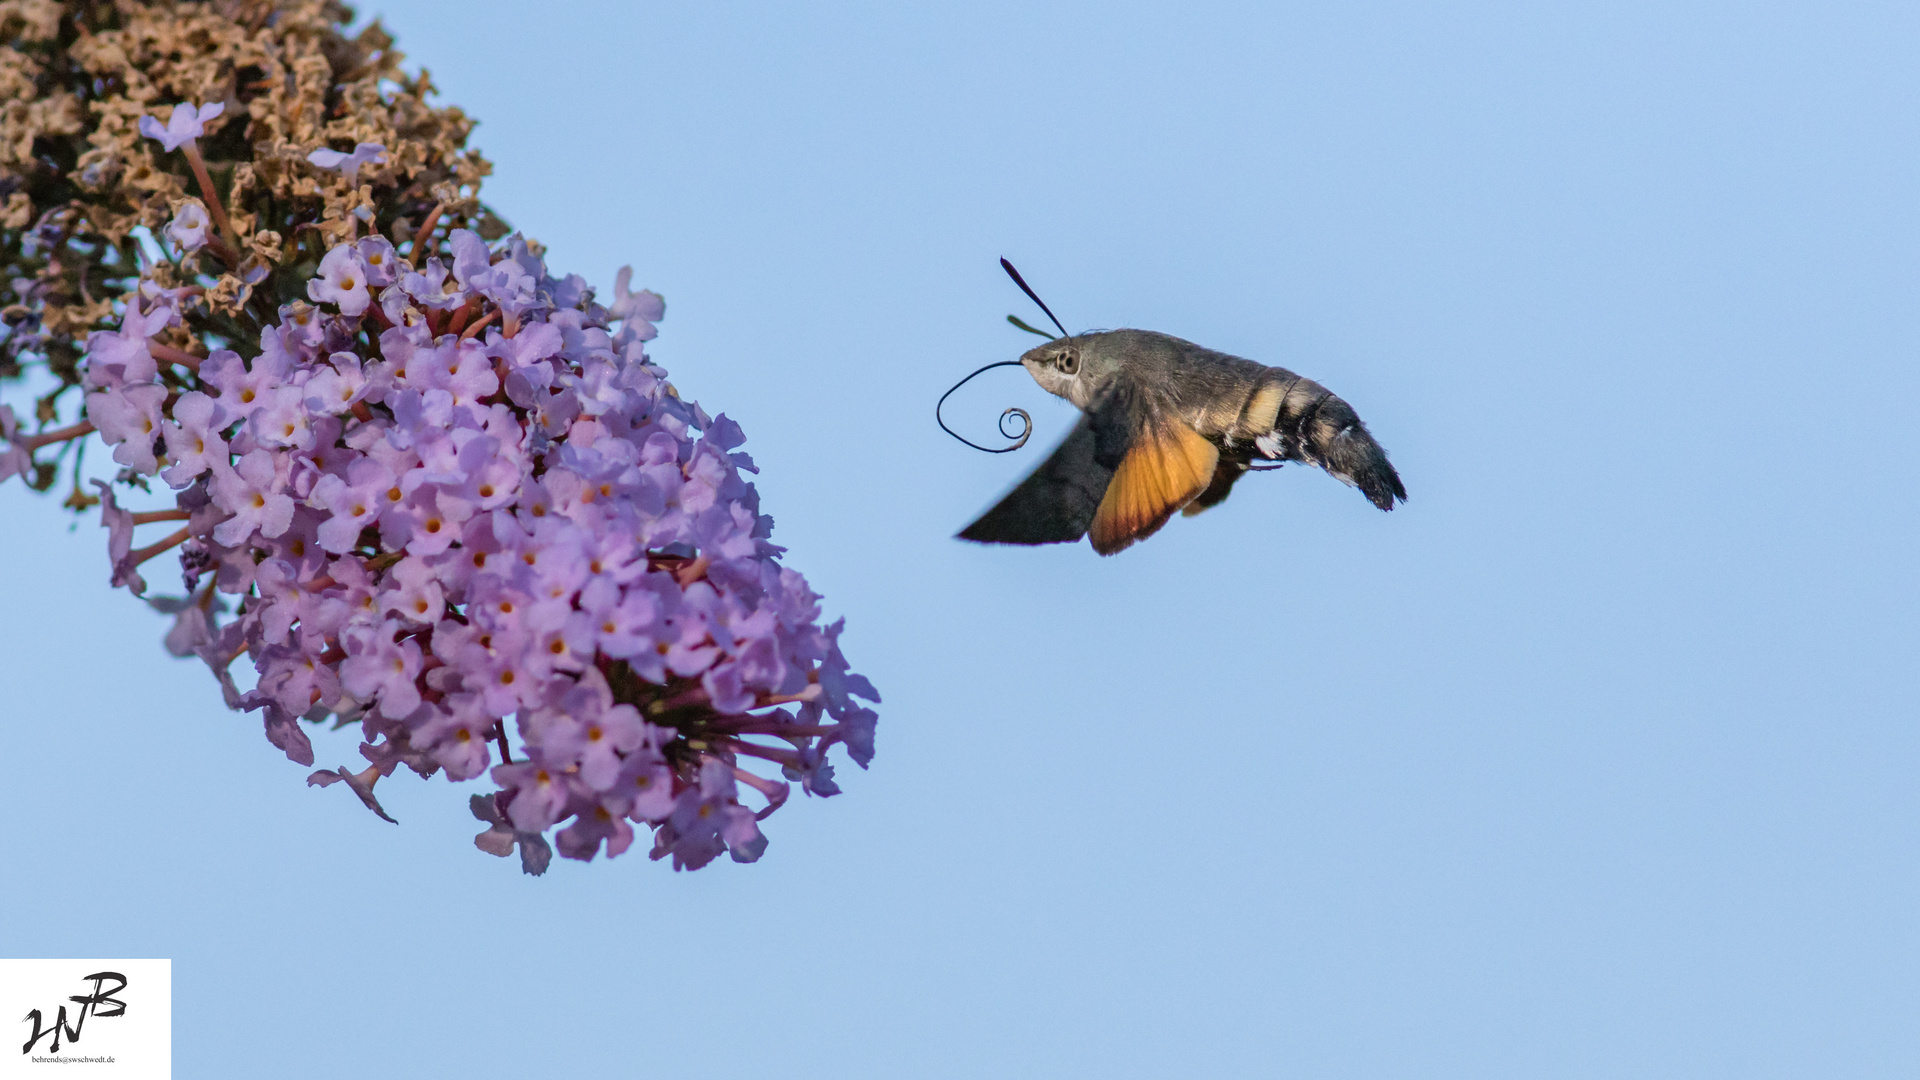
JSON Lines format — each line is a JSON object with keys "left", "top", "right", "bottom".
{"left": 4, "top": 1, "right": 1916, "bottom": 1076}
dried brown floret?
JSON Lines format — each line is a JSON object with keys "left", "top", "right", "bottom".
{"left": 0, "top": 0, "right": 497, "bottom": 422}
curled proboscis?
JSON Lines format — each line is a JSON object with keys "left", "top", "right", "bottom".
{"left": 937, "top": 360, "right": 1033, "bottom": 453}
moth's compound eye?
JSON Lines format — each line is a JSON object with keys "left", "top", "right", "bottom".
{"left": 1057, "top": 351, "right": 1079, "bottom": 375}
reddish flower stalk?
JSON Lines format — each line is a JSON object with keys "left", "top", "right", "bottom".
{"left": 150, "top": 343, "right": 205, "bottom": 372}
{"left": 458, "top": 308, "right": 500, "bottom": 340}
{"left": 411, "top": 200, "right": 447, "bottom": 256}
{"left": 126, "top": 526, "right": 191, "bottom": 568}
{"left": 20, "top": 420, "right": 96, "bottom": 451}
{"left": 129, "top": 509, "right": 190, "bottom": 526}
{"left": 179, "top": 142, "right": 242, "bottom": 257}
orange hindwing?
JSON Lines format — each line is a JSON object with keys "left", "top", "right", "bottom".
{"left": 1088, "top": 420, "right": 1219, "bottom": 555}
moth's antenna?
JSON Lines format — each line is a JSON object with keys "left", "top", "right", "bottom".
{"left": 937, "top": 361, "right": 1033, "bottom": 453}
{"left": 1006, "top": 315, "right": 1054, "bottom": 339}
{"left": 1000, "top": 258, "right": 1070, "bottom": 340}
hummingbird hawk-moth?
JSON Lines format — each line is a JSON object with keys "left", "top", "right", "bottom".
{"left": 943, "top": 260, "right": 1406, "bottom": 556}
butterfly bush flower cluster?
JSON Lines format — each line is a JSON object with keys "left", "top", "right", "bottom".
{"left": 0, "top": 1, "right": 874, "bottom": 873}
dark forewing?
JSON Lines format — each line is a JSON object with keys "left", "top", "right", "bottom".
{"left": 958, "top": 416, "right": 1115, "bottom": 545}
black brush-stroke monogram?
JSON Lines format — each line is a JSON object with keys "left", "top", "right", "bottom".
{"left": 19, "top": 971, "right": 127, "bottom": 1055}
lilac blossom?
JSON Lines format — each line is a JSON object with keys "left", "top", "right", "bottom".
{"left": 159, "top": 391, "right": 230, "bottom": 487}
{"left": 85, "top": 382, "right": 167, "bottom": 475}
{"left": 82, "top": 304, "right": 170, "bottom": 389}
{"left": 92, "top": 481, "right": 146, "bottom": 595}
{"left": 306, "top": 764, "right": 398, "bottom": 824}
{"left": 339, "top": 619, "right": 425, "bottom": 720}
{"left": 308, "top": 245, "right": 372, "bottom": 315}
{"left": 138, "top": 101, "right": 224, "bottom": 152}
{"left": 609, "top": 266, "right": 664, "bottom": 341}
{"left": 470, "top": 793, "right": 553, "bottom": 875}
{"left": 306, "top": 142, "right": 387, "bottom": 185}
{"left": 0, "top": 405, "right": 27, "bottom": 483}
{"left": 49, "top": 227, "right": 878, "bottom": 875}
{"left": 210, "top": 448, "right": 296, "bottom": 545}
{"left": 164, "top": 199, "right": 211, "bottom": 252}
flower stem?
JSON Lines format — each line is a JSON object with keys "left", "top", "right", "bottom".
{"left": 716, "top": 722, "right": 836, "bottom": 738}
{"left": 722, "top": 739, "right": 801, "bottom": 768}
{"left": 130, "top": 509, "right": 190, "bottom": 526}
{"left": 411, "top": 200, "right": 446, "bottom": 259}
{"left": 458, "top": 307, "right": 500, "bottom": 341}
{"left": 180, "top": 141, "right": 242, "bottom": 257}
{"left": 731, "top": 765, "right": 789, "bottom": 806}
{"left": 20, "top": 420, "right": 95, "bottom": 451}
{"left": 127, "top": 525, "right": 191, "bottom": 567}
{"left": 446, "top": 298, "right": 479, "bottom": 335}
{"left": 672, "top": 555, "right": 710, "bottom": 587}
{"left": 754, "top": 686, "right": 822, "bottom": 708}
{"left": 150, "top": 342, "right": 205, "bottom": 372}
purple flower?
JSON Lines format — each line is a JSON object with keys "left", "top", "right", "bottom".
{"left": 469, "top": 793, "right": 552, "bottom": 876}
{"left": 556, "top": 791, "right": 635, "bottom": 861}
{"left": 492, "top": 754, "right": 573, "bottom": 833}
{"left": 258, "top": 640, "right": 339, "bottom": 717}
{"left": 546, "top": 669, "right": 644, "bottom": 789}
{"left": 608, "top": 266, "right": 664, "bottom": 341}
{"left": 308, "top": 245, "right": 372, "bottom": 315}
{"left": 449, "top": 230, "right": 492, "bottom": 290}
{"left": 307, "top": 763, "right": 399, "bottom": 824}
{"left": 261, "top": 703, "right": 316, "bottom": 766}
{"left": 524, "top": 600, "right": 595, "bottom": 676}
{"left": 92, "top": 480, "right": 146, "bottom": 595}
{"left": 400, "top": 257, "right": 465, "bottom": 310}
{"left": 155, "top": 596, "right": 216, "bottom": 659}
{"left": 619, "top": 748, "right": 678, "bottom": 823}
{"left": 656, "top": 758, "right": 766, "bottom": 869}
{"left": 449, "top": 229, "right": 537, "bottom": 315}
{"left": 81, "top": 305, "right": 168, "bottom": 389}
{"left": 302, "top": 352, "right": 371, "bottom": 415}
{"left": 57, "top": 231, "right": 879, "bottom": 875}
{"left": 306, "top": 142, "right": 387, "bottom": 185}
{"left": 310, "top": 457, "right": 394, "bottom": 553}
{"left": 339, "top": 618, "right": 424, "bottom": 720}
{"left": 164, "top": 199, "right": 211, "bottom": 252}
{"left": 378, "top": 556, "right": 445, "bottom": 626}
{"left": 210, "top": 449, "right": 296, "bottom": 545}
{"left": 819, "top": 619, "right": 882, "bottom": 717}
{"left": 199, "top": 347, "right": 282, "bottom": 422}
{"left": 355, "top": 237, "right": 400, "bottom": 287}
{"left": 159, "top": 391, "right": 230, "bottom": 488}
{"left": 791, "top": 745, "right": 841, "bottom": 797}
{"left": 84, "top": 382, "right": 167, "bottom": 475}
{"left": 0, "top": 405, "right": 27, "bottom": 484}
{"left": 138, "top": 101, "right": 224, "bottom": 152}
{"left": 248, "top": 383, "right": 314, "bottom": 450}
{"left": 412, "top": 694, "right": 495, "bottom": 781}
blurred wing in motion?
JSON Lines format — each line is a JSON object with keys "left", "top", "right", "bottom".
{"left": 958, "top": 416, "right": 1113, "bottom": 545}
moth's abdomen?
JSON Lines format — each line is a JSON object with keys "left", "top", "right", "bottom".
{"left": 1250, "top": 369, "right": 1406, "bottom": 511}
{"left": 1183, "top": 370, "right": 1280, "bottom": 445}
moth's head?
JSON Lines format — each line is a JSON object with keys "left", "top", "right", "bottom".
{"left": 1019, "top": 333, "right": 1120, "bottom": 409}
